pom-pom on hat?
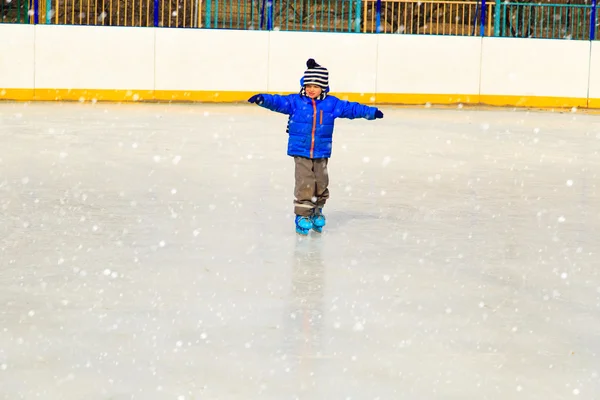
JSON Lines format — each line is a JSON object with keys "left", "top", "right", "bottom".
{"left": 303, "top": 58, "right": 329, "bottom": 89}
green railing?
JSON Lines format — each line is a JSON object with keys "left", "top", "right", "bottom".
{"left": 1, "top": 0, "right": 31, "bottom": 23}
{"left": 204, "top": 0, "right": 361, "bottom": 32}
{"left": 496, "top": 2, "right": 594, "bottom": 40}
{"left": 365, "top": 0, "right": 598, "bottom": 38}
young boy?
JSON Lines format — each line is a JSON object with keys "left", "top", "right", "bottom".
{"left": 248, "top": 58, "right": 383, "bottom": 235}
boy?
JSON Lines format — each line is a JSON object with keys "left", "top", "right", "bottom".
{"left": 248, "top": 58, "right": 383, "bottom": 235}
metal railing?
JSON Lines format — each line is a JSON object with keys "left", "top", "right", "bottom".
{"left": 497, "top": 3, "right": 593, "bottom": 40}
{"left": 362, "top": 0, "right": 493, "bottom": 35}
{"left": 29, "top": 0, "right": 201, "bottom": 26}
{"left": 2, "top": 0, "right": 600, "bottom": 40}
{"left": 204, "top": 0, "right": 360, "bottom": 32}
{"left": 1, "top": 0, "right": 32, "bottom": 23}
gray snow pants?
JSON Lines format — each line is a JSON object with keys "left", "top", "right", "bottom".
{"left": 294, "top": 156, "right": 329, "bottom": 217}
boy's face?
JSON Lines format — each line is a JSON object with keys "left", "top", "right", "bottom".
{"left": 305, "top": 85, "right": 322, "bottom": 99}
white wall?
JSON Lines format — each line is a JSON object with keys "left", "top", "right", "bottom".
{"left": 268, "top": 31, "right": 378, "bottom": 94}
{"left": 587, "top": 41, "right": 600, "bottom": 103}
{"left": 0, "top": 23, "right": 599, "bottom": 107}
{"left": 377, "top": 35, "right": 482, "bottom": 96}
{"left": 35, "top": 25, "right": 154, "bottom": 91}
{"left": 480, "top": 38, "right": 590, "bottom": 100}
{"left": 155, "top": 29, "right": 269, "bottom": 92}
{"left": 0, "top": 25, "right": 35, "bottom": 93}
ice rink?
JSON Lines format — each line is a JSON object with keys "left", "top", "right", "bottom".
{"left": 1, "top": 102, "right": 599, "bottom": 399}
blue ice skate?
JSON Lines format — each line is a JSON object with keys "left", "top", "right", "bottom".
{"left": 311, "top": 208, "right": 326, "bottom": 233}
{"left": 295, "top": 215, "right": 313, "bottom": 235}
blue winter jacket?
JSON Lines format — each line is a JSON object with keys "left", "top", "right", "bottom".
{"left": 258, "top": 91, "right": 378, "bottom": 159}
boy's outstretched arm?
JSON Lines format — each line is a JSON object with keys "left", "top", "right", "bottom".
{"left": 335, "top": 99, "right": 384, "bottom": 120}
{"left": 248, "top": 94, "right": 294, "bottom": 115}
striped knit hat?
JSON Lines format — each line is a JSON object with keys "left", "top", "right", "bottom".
{"left": 303, "top": 58, "right": 329, "bottom": 89}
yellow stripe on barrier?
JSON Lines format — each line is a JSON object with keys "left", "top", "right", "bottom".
{"left": 0, "top": 88, "right": 593, "bottom": 110}
{"left": 32, "top": 89, "right": 155, "bottom": 102}
{"left": 374, "top": 93, "right": 480, "bottom": 105}
{"left": 0, "top": 89, "right": 35, "bottom": 101}
{"left": 152, "top": 90, "right": 257, "bottom": 102}
{"left": 479, "top": 94, "right": 588, "bottom": 109}
{"left": 583, "top": 98, "right": 600, "bottom": 109}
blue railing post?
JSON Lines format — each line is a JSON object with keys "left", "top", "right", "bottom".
{"left": 34, "top": 0, "right": 39, "bottom": 23}
{"left": 154, "top": 0, "right": 159, "bottom": 26}
{"left": 494, "top": 0, "right": 501, "bottom": 36}
{"left": 480, "top": 0, "right": 486, "bottom": 36}
{"left": 376, "top": 0, "right": 382, "bottom": 32}
{"left": 267, "top": 0, "right": 273, "bottom": 30}
{"left": 591, "top": 0, "right": 597, "bottom": 40}
{"left": 260, "top": 0, "right": 265, "bottom": 29}
{"left": 355, "top": 0, "right": 362, "bottom": 32}
{"left": 258, "top": 0, "right": 273, "bottom": 30}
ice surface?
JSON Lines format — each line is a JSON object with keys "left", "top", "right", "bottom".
{"left": 1, "top": 102, "right": 599, "bottom": 399}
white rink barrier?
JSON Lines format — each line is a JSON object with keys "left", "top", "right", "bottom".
{"left": 34, "top": 25, "right": 155, "bottom": 102}
{"left": 587, "top": 41, "right": 600, "bottom": 109}
{"left": 479, "top": 38, "right": 591, "bottom": 108}
{"left": 0, "top": 24, "right": 597, "bottom": 108}
{"left": 0, "top": 24, "right": 35, "bottom": 100}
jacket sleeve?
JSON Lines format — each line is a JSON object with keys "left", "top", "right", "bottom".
{"left": 335, "top": 99, "right": 377, "bottom": 120}
{"left": 259, "top": 94, "right": 295, "bottom": 115}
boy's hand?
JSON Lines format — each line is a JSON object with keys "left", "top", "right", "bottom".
{"left": 375, "top": 109, "right": 384, "bottom": 119}
{"left": 248, "top": 94, "right": 264, "bottom": 105}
